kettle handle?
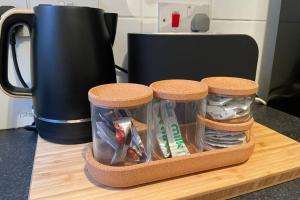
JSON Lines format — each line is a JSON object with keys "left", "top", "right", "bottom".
{"left": 104, "top": 13, "right": 118, "bottom": 45}
{"left": 0, "top": 9, "right": 34, "bottom": 97}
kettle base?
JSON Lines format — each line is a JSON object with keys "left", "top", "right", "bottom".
{"left": 35, "top": 118, "right": 92, "bottom": 144}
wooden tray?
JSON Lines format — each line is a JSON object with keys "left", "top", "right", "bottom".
{"left": 29, "top": 123, "right": 300, "bottom": 200}
{"left": 85, "top": 133, "right": 255, "bottom": 187}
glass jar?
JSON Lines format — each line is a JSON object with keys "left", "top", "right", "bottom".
{"left": 150, "top": 80, "right": 208, "bottom": 160}
{"left": 201, "top": 77, "right": 258, "bottom": 123}
{"left": 201, "top": 117, "right": 253, "bottom": 151}
{"left": 88, "top": 83, "right": 153, "bottom": 166}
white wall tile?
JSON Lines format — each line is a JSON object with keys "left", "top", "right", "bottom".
{"left": 143, "top": 0, "right": 158, "bottom": 17}
{"left": 212, "top": 0, "right": 269, "bottom": 20}
{"left": 142, "top": 18, "right": 158, "bottom": 32}
{"left": 211, "top": 20, "right": 266, "bottom": 45}
{"left": 0, "top": 37, "right": 33, "bottom": 129}
{"left": 0, "top": 0, "right": 27, "bottom": 8}
{"left": 210, "top": 20, "right": 266, "bottom": 82}
{"left": 29, "top": 0, "right": 98, "bottom": 8}
{"left": 113, "top": 18, "right": 141, "bottom": 76}
{"left": 99, "top": 0, "right": 141, "bottom": 17}
{"left": 159, "top": 0, "right": 211, "bottom": 5}
{"left": 114, "top": 18, "right": 141, "bottom": 82}
{"left": 8, "top": 38, "right": 31, "bottom": 86}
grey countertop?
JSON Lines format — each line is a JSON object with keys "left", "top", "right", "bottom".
{"left": 0, "top": 128, "right": 37, "bottom": 200}
{"left": 0, "top": 104, "right": 299, "bottom": 200}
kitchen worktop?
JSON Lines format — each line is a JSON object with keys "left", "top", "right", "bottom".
{"left": 0, "top": 104, "right": 299, "bottom": 200}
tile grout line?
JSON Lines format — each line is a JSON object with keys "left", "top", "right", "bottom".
{"left": 141, "top": 0, "right": 144, "bottom": 32}
{"left": 211, "top": 18, "right": 267, "bottom": 22}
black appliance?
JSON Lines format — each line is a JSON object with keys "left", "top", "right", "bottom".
{"left": 0, "top": 5, "right": 118, "bottom": 144}
{"left": 128, "top": 34, "right": 258, "bottom": 85}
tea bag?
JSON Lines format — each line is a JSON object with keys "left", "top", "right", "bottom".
{"left": 207, "top": 95, "right": 253, "bottom": 120}
{"left": 160, "top": 100, "right": 190, "bottom": 157}
{"left": 203, "top": 128, "right": 247, "bottom": 150}
{"left": 153, "top": 100, "right": 171, "bottom": 158}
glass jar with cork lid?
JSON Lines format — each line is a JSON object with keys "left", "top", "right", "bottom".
{"left": 201, "top": 117, "right": 254, "bottom": 151}
{"left": 201, "top": 77, "right": 259, "bottom": 123}
{"left": 150, "top": 79, "right": 208, "bottom": 160}
{"left": 88, "top": 83, "right": 153, "bottom": 166}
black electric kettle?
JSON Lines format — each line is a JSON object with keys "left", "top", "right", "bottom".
{"left": 0, "top": 5, "right": 118, "bottom": 144}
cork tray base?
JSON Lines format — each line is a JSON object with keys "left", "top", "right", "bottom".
{"left": 85, "top": 133, "right": 255, "bottom": 187}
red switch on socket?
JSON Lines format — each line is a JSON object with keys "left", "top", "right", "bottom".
{"left": 172, "top": 11, "right": 180, "bottom": 28}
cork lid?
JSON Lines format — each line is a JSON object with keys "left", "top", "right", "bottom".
{"left": 201, "top": 77, "right": 259, "bottom": 96}
{"left": 88, "top": 83, "right": 153, "bottom": 108}
{"left": 202, "top": 117, "right": 254, "bottom": 132}
{"left": 150, "top": 79, "right": 208, "bottom": 101}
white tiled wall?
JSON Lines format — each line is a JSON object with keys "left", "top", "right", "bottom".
{"left": 29, "top": 0, "right": 98, "bottom": 7}
{"left": 101, "top": 0, "right": 280, "bottom": 97}
{"left": 143, "top": 0, "right": 158, "bottom": 17}
{"left": 0, "top": 0, "right": 27, "bottom": 8}
{"left": 211, "top": 0, "right": 269, "bottom": 20}
{"left": 209, "top": 0, "right": 281, "bottom": 101}
{"left": 0, "top": 0, "right": 280, "bottom": 129}
{"left": 1, "top": 0, "right": 279, "bottom": 86}
{"left": 113, "top": 17, "right": 141, "bottom": 81}
{"left": 99, "top": 0, "right": 141, "bottom": 17}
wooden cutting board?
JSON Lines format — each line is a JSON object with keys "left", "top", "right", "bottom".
{"left": 29, "top": 123, "right": 300, "bottom": 200}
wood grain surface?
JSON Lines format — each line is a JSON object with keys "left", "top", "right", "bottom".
{"left": 29, "top": 123, "right": 300, "bottom": 200}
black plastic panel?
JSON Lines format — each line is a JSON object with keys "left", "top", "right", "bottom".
{"left": 128, "top": 34, "right": 258, "bottom": 85}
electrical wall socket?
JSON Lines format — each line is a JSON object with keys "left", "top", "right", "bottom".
{"left": 158, "top": 2, "right": 210, "bottom": 32}
{"left": 6, "top": 98, "right": 33, "bottom": 128}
